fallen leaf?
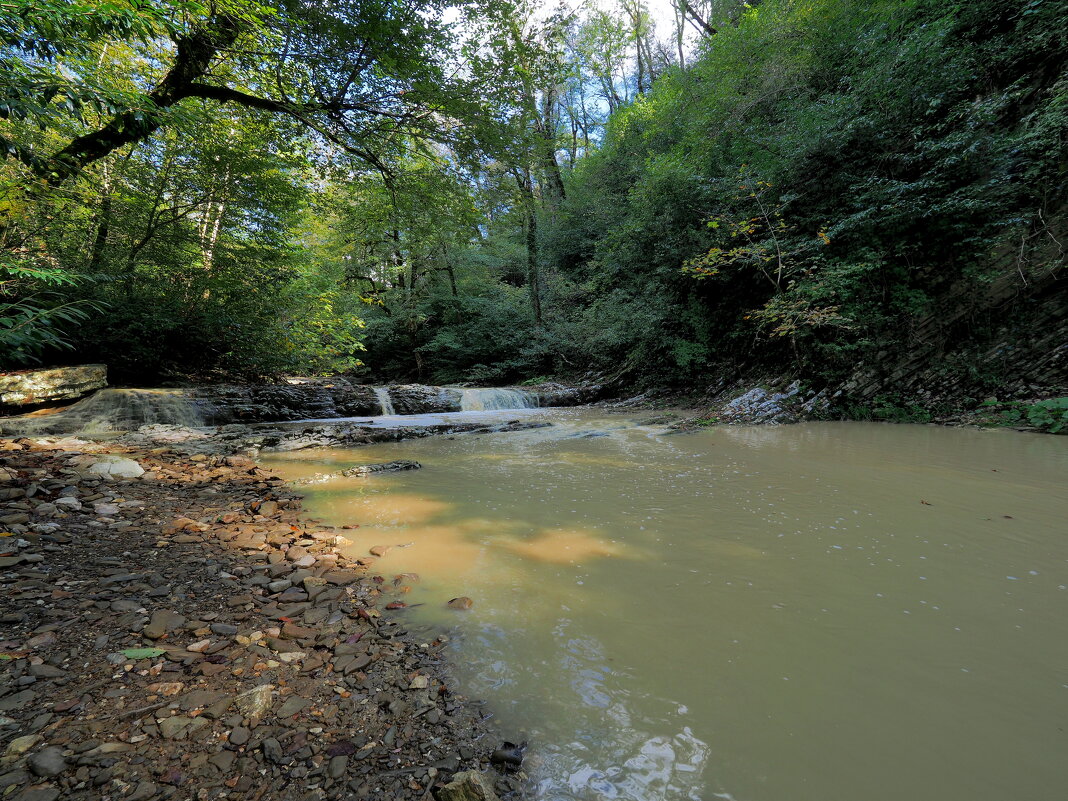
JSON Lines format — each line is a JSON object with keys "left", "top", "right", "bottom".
{"left": 122, "top": 647, "right": 165, "bottom": 660}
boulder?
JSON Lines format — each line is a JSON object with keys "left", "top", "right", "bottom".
{"left": 69, "top": 454, "right": 145, "bottom": 478}
{"left": 0, "top": 364, "right": 107, "bottom": 407}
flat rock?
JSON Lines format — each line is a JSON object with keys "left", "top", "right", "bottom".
{"left": 144, "top": 610, "right": 186, "bottom": 640}
{"left": 276, "top": 695, "right": 309, "bottom": 718}
{"left": 437, "top": 771, "right": 501, "bottom": 801}
{"left": 27, "top": 747, "right": 66, "bottom": 778}
{"left": 234, "top": 684, "right": 273, "bottom": 718}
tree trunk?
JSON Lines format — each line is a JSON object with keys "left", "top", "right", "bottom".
{"left": 87, "top": 164, "right": 113, "bottom": 272}
{"left": 519, "top": 170, "right": 543, "bottom": 326}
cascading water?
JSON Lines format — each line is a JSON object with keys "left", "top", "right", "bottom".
{"left": 0, "top": 388, "right": 205, "bottom": 436}
{"left": 373, "top": 387, "right": 396, "bottom": 416}
{"left": 459, "top": 387, "right": 538, "bottom": 411}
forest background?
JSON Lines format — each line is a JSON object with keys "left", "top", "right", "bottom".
{"left": 1, "top": 0, "right": 1064, "bottom": 418}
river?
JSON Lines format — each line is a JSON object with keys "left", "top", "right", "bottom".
{"left": 262, "top": 408, "right": 1068, "bottom": 801}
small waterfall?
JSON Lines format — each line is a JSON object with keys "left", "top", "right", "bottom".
{"left": 373, "top": 387, "right": 396, "bottom": 416}
{"left": 0, "top": 389, "right": 205, "bottom": 436}
{"left": 459, "top": 387, "right": 539, "bottom": 411}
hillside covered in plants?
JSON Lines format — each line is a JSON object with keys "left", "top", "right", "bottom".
{"left": 2, "top": 0, "right": 1065, "bottom": 419}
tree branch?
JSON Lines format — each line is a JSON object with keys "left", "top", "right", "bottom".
{"left": 680, "top": 0, "right": 717, "bottom": 37}
{"left": 33, "top": 15, "right": 243, "bottom": 186}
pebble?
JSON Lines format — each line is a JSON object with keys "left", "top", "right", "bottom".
{"left": 228, "top": 727, "right": 250, "bottom": 746}
{"left": 261, "top": 738, "right": 284, "bottom": 764}
{"left": 0, "top": 439, "right": 497, "bottom": 801}
{"left": 27, "top": 747, "right": 66, "bottom": 778}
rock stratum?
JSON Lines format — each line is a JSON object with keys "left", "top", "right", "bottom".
{"left": 0, "top": 366, "right": 107, "bottom": 409}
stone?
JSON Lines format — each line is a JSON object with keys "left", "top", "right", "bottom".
{"left": 27, "top": 665, "right": 65, "bottom": 679}
{"left": 228, "top": 727, "right": 250, "bottom": 746}
{"left": 126, "top": 781, "right": 158, "bottom": 801}
{"left": 159, "top": 716, "right": 191, "bottom": 739}
{"left": 327, "top": 755, "right": 348, "bottom": 779}
{"left": 261, "top": 738, "right": 284, "bottom": 764}
{"left": 437, "top": 771, "right": 501, "bottom": 801}
{"left": 12, "top": 788, "right": 61, "bottom": 801}
{"left": 276, "top": 695, "right": 309, "bottom": 718}
{"left": 27, "top": 747, "right": 66, "bottom": 778}
{"left": 447, "top": 596, "right": 474, "bottom": 610}
{"left": 234, "top": 685, "right": 273, "bottom": 718}
{"left": 0, "top": 364, "right": 107, "bottom": 407}
{"left": 143, "top": 610, "right": 186, "bottom": 640}
{"left": 70, "top": 454, "right": 144, "bottom": 479}
{"left": 147, "top": 682, "right": 184, "bottom": 697}
{"left": 0, "top": 690, "right": 36, "bottom": 712}
{"left": 280, "top": 622, "right": 317, "bottom": 640}
{"left": 209, "top": 751, "right": 236, "bottom": 772}
{"left": 4, "top": 735, "right": 42, "bottom": 759}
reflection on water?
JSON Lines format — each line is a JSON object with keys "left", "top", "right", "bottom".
{"left": 263, "top": 411, "right": 1068, "bottom": 801}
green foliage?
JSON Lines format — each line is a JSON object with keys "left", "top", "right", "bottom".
{"left": 981, "top": 398, "right": 1068, "bottom": 434}
{"left": 0, "top": 252, "right": 103, "bottom": 367}
{"left": 1, "top": 0, "right": 1063, "bottom": 407}
{"left": 535, "top": 0, "right": 1067, "bottom": 390}
{"left": 845, "top": 397, "right": 935, "bottom": 425}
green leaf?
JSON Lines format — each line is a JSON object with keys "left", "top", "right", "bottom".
{"left": 121, "top": 647, "right": 165, "bottom": 660}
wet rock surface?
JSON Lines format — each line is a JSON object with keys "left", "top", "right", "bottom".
{"left": 113, "top": 418, "right": 552, "bottom": 457}
{"left": 0, "top": 437, "right": 526, "bottom": 800}
{"left": 294, "top": 461, "right": 422, "bottom": 486}
{"left": 191, "top": 379, "right": 382, "bottom": 424}
{"left": 387, "top": 385, "right": 463, "bottom": 415}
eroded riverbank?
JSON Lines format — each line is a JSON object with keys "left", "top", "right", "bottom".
{"left": 0, "top": 436, "right": 521, "bottom": 801}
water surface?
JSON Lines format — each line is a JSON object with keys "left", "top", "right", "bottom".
{"left": 264, "top": 411, "right": 1068, "bottom": 801}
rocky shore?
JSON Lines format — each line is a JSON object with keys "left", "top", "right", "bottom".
{"left": 0, "top": 436, "right": 522, "bottom": 801}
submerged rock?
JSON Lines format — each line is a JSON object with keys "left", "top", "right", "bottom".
{"left": 293, "top": 460, "right": 422, "bottom": 485}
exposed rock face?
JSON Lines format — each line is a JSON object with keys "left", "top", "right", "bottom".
{"left": 0, "top": 364, "right": 107, "bottom": 407}
{"left": 1, "top": 378, "right": 596, "bottom": 437}
{"left": 705, "top": 380, "right": 829, "bottom": 425}
{"left": 387, "top": 384, "right": 463, "bottom": 415}
{"left": 533, "top": 381, "right": 605, "bottom": 407}
{"left": 190, "top": 379, "right": 380, "bottom": 424}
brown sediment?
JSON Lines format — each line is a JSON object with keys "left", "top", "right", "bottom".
{"left": 0, "top": 436, "right": 521, "bottom": 800}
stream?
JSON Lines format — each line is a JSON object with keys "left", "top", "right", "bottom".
{"left": 262, "top": 408, "right": 1068, "bottom": 801}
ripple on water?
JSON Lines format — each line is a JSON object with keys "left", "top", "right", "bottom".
{"left": 264, "top": 413, "right": 1068, "bottom": 801}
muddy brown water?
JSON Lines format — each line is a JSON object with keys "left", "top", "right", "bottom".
{"left": 263, "top": 409, "right": 1068, "bottom": 801}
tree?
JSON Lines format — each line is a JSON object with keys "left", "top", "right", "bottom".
{"left": 1, "top": 0, "right": 484, "bottom": 186}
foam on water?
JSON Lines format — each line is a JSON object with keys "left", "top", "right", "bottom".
{"left": 0, "top": 388, "right": 204, "bottom": 436}
{"left": 460, "top": 387, "right": 539, "bottom": 411}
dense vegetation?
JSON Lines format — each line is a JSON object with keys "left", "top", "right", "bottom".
{"left": 2, "top": 0, "right": 1065, "bottom": 405}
